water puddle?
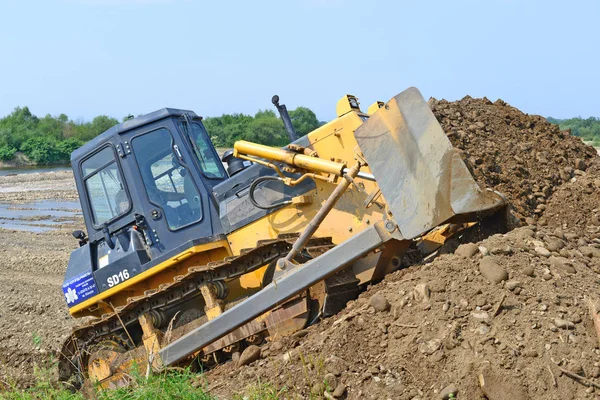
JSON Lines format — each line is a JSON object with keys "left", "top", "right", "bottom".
{"left": 0, "top": 200, "right": 82, "bottom": 233}
{"left": 0, "top": 165, "right": 71, "bottom": 177}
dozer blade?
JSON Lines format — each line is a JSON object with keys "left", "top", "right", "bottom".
{"left": 159, "top": 222, "right": 403, "bottom": 366}
{"left": 354, "top": 87, "right": 505, "bottom": 239}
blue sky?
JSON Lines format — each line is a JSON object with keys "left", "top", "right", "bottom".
{"left": 0, "top": 0, "right": 598, "bottom": 122}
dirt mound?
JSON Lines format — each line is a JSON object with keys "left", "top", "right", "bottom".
{"left": 429, "top": 96, "right": 598, "bottom": 223}
{"left": 208, "top": 225, "right": 600, "bottom": 399}
{"left": 543, "top": 174, "right": 600, "bottom": 229}
{"left": 204, "top": 98, "right": 600, "bottom": 399}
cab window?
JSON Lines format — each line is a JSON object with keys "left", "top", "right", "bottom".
{"left": 82, "top": 146, "right": 130, "bottom": 226}
{"left": 132, "top": 128, "right": 203, "bottom": 230}
{"left": 179, "top": 121, "right": 226, "bottom": 179}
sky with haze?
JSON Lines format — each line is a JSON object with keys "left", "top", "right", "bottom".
{"left": 1, "top": 0, "right": 598, "bottom": 122}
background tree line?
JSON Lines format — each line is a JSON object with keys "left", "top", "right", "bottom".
{"left": 547, "top": 116, "right": 600, "bottom": 146}
{"left": 0, "top": 106, "right": 322, "bottom": 165}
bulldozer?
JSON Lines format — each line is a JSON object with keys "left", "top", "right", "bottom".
{"left": 58, "top": 87, "right": 506, "bottom": 390}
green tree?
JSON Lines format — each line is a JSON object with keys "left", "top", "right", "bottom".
{"left": 243, "top": 117, "right": 287, "bottom": 146}
{"left": 0, "top": 103, "right": 324, "bottom": 165}
{"left": 548, "top": 116, "right": 600, "bottom": 141}
{"left": 0, "top": 144, "right": 16, "bottom": 161}
{"left": 289, "top": 106, "right": 321, "bottom": 137}
{"left": 56, "top": 137, "right": 84, "bottom": 161}
{"left": 21, "top": 136, "right": 59, "bottom": 164}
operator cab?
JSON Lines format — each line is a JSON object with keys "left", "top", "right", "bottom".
{"left": 64, "top": 109, "right": 229, "bottom": 308}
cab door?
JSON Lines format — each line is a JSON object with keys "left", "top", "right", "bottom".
{"left": 121, "top": 119, "right": 222, "bottom": 263}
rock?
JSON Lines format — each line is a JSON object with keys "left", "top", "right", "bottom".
{"left": 592, "top": 366, "right": 600, "bottom": 378}
{"left": 525, "top": 217, "right": 536, "bottom": 226}
{"left": 479, "top": 246, "right": 489, "bottom": 256}
{"left": 413, "top": 283, "right": 431, "bottom": 303}
{"left": 545, "top": 238, "right": 565, "bottom": 252}
{"left": 542, "top": 272, "right": 552, "bottom": 281}
{"left": 522, "top": 266, "right": 534, "bottom": 277}
{"left": 231, "top": 351, "right": 240, "bottom": 363}
{"left": 565, "top": 232, "right": 579, "bottom": 240}
{"left": 538, "top": 217, "right": 547, "bottom": 226}
{"left": 282, "top": 349, "right": 297, "bottom": 363}
{"left": 471, "top": 311, "right": 490, "bottom": 321}
{"left": 575, "top": 158, "right": 587, "bottom": 171}
{"left": 418, "top": 339, "right": 441, "bottom": 355}
{"left": 553, "top": 228, "right": 566, "bottom": 240}
{"left": 311, "top": 382, "right": 325, "bottom": 396}
{"left": 520, "top": 228, "right": 535, "bottom": 237}
{"left": 455, "top": 243, "right": 479, "bottom": 258}
{"left": 505, "top": 280, "right": 521, "bottom": 291}
{"left": 567, "top": 361, "right": 584, "bottom": 376}
{"left": 430, "top": 349, "right": 445, "bottom": 362}
{"left": 534, "top": 247, "right": 551, "bottom": 257}
{"left": 370, "top": 293, "right": 390, "bottom": 312}
{"left": 332, "top": 383, "right": 346, "bottom": 398}
{"left": 324, "top": 373, "right": 338, "bottom": 390}
{"left": 580, "top": 246, "right": 600, "bottom": 258}
{"left": 554, "top": 318, "right": 575, "bottom": 330}
{"left": 479, "top": 257, "right": 509, "bottom": 283}
{"left": 549, "top": 256, "right": 575, "bottom": 274}
{"left": 238, "top": 345, "right": 261, "bottom": 366}
{"left": 271, "top": 341, "right": 283, "bottom": 351}
{"left": 438, "top": 384, "right": 457, "bottom": 399}
{"left": 490, "top": 245, "right": 512, "bottom": 255}
{"left": 530, "top": 239, "right": 545, "bottom": 247}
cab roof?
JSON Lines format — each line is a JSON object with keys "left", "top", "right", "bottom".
{"left": 70, "top": 108, "right": 199, "bottom": 162}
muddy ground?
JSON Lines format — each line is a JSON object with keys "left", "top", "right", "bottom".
{"left": 0, "top": 97, "right": 599, "bottom": 399}
{"left": 0, "top": 171, "right": 82, "bottom": 388}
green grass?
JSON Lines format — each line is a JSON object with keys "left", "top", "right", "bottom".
{"left": 0, "top": 368, "right": 215, "bottom": 400}
{"left": 0, "top": 369, "right": 293, "bottom": 400}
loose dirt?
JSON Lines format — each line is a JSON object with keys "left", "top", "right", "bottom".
{"left": 0, "top": 172, "right": 81, "bottom": 388}
{"left": 204, "top": 98, "right": 600, "bottom": 399}
{"left": 1, "top": 97, "right": 599, "bottom": 399}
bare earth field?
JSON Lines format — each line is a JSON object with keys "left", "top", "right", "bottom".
{"left": 0, "top": 171, "right": 83, "bottom": 388}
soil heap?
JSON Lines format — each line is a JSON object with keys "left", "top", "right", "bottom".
{"left": 205, "top": 97, "right": 600, "bottom": 399}
{"left": 430, "top": 96, "right": 598, "bottom": 224}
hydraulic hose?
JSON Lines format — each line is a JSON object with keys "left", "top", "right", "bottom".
{"left": 249, "top": 176, "right": 292, "bottom": 210}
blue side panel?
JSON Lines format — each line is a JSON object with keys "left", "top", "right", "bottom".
{"left": 63, "top": 271, "right": 99, "bottom": 307}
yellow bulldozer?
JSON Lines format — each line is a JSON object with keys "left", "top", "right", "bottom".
{"left": 58, "top": 87, "right": 506, "bottom": 389}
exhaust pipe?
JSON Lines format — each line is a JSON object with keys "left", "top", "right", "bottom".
{"left": 272, "top": 95, "right": 298, "bottom": 142}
